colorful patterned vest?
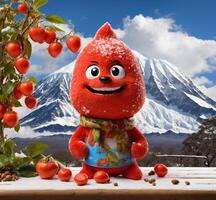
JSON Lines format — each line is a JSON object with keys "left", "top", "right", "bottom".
{"left": 80, "top": 116, "right": 134, "bottom": 168}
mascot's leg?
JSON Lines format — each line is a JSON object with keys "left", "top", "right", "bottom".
{"left": 79, "top": 162, "right": 95, "bottom": 179}
{"left": 122, "top": 161, "right": 143, "bottom": 180}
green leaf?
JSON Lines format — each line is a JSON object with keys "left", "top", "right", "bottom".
{"left": 26, "top": 142, "right": 48, "bottom": 158}
{"left": 3, "top": 62, "right": 14, "bottom": 74}
{"left": 47, "top": 25, "right": 65, "bottom": 32}
{"left": 23, "top": 39, "right": 32, "bottom": 58}
{"left": 18, "top": 166, "right": 37, "bottom": 177}
{"left": 13, "top": 156, "right": 32, "bottom": 169}
{"left": 2, "top": 81, "right": 14, "bottom": 95}
{"left": 4, "top": 139, "right": 16, "bottom": 156}
{"left": 33, "top": 0, "right": 48, "bottom": 9}
{"left": 13, "top": 99, "right": 22, "bottom": 107}
{"left": 0, "top": 95, "right": 4, "bottom": 101}
{"left": 28, "top": 76, "right": 38, "bottom": 84}
{"left": 32, "top": 154, "right": 44, "bottom": 165}
{"left": 14, "top": 124, "right": 20, "bottom": 132}
{"left": 46, "top": 14, "right": 65, "bottom": 24}
{"left": 0, "top": 155, "right": 9, "bottom": 168}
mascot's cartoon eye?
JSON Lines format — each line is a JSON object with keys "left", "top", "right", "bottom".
{"left": 110, "top": 65, "right": 125, "bottom": 79}
{"left": 86, "top": 65, "right": 100, "bottom": 79}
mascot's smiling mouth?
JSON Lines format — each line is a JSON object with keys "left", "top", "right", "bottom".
{"left": 85, "top": 85, "right": 126, "bottom": 95}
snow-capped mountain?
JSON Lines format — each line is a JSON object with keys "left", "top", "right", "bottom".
{"left": 20, "top": 51, "right": 216, "bottom": 134}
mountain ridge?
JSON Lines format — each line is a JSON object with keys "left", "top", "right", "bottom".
{"left": 20, "top": 50, "right": 216, "bottom": 134}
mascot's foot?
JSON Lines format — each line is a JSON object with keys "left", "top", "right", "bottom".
{"left": 122, "top": 162, "right": 143, "bottom": 180}
{"left": 79, "top": 162, "right": 95, "bottom": 179}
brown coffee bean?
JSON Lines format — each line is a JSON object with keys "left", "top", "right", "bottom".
{"left": 0, "top": 171, "right": 18, "bottom": 182}
{"left": 185, "top": 181, "right": 190, "bottom": 185}
{"left": 171, "top": 179, "right": 179, "bottom": 185}
{"left": 149, "top": 178, "right": 156, "bottom": 184}
{"left": 114, "top": 182, "right": 118, "bottom": 187}
{"left": 5, "top": 175, "right": 11, "bottom": 179}
{"left": 4, "top": 171, "right": 10, "bottom": 175}
{"left": 2, "top": 178, "right": 6, "bottom": 182}
{"left": 148, "top": 170, "right": 155, "bottom": 176}
{"left": 1, "top": 173, "right": 6, "bottom": 178}
{"left": 152, "top": 182, "right": 156, "bottom": 186}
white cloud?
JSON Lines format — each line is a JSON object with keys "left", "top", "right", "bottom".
{"left": 5, "top": 126, "right": 72, "bottom": 138}
{"left": 30, "top": 15, "right": 216, "bottom": 100}
{"left": 29, "top": 40, "right": 74, "bottom": 75}
{"left": 29, "top": 21, "right": 91, "bottom": 76}
{"left": 116, "top": 14, "right": 216, "bottom": 76}
{"left": 198, "top": 85, "right": 216, "bottom": 101}
{"left": 193, "top": 76, "right": 213, "bottom": 86}
{"left": 29, "top": 34, "right": 91, "bottom": 75}
{"left": 114, "top": 14, "right": 216, "bottom": 101}
{"left": 192, "top": 76, "right": 215, "bottom": 101}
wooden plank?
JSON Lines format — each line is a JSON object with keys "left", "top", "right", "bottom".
{"left": 0, "top": 190, "right": 215, "bottom": 200}
{"left": 0, "top": 167, "right": 215, "bottom": 200}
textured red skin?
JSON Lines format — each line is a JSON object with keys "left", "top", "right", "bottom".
{"left": 71, "top": 23, "right": 145, "bottom": 119}
{"left": 69, "top": 23, "right": 148, "bottom": 180}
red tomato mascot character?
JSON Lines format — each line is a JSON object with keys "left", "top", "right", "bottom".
{"left": 69, "top": 22, "right": 148, "bottom": 180}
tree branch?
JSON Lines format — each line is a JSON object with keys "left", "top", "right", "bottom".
{"left": 20, "top": 16, "right": 39, "bottom": 37}
{"left": 0, "top": 121, "right": 4, "bottom": 142}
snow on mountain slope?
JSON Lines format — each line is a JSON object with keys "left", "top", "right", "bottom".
{"left": 20, "top": 51, "right": 216, "bottom": 134}
{"left": 184, "top": 92, "right": 216, "bottom": 111}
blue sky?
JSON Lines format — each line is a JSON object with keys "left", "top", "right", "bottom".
{"left": 29, "top": 0, "right": 216, "bottom": 100}
{"left": 40, "top": 0, "right": 216, "bottom": 40}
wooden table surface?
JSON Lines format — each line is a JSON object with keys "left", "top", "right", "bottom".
{"left": 0, "top": 167, "right": 215, "bottom": 200}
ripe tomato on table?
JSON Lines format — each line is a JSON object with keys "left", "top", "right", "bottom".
{"left": 93, "top": 170, "right": 110, "bottom": 183}
{"left": 36, "top": 158, "right": 59, "bottom": 179}
{"left": 154, "top": 163, "right": 168, "bottom": 177}
{"left": 74, "top": 173, "right": 88, "bottom": 186}
{"left": 58, "top": 168, "right": 72, "bottom": 182}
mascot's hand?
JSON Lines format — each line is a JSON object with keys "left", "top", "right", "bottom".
{"left": 70, "top": 141, "right": 88, "bottom": 159}
{"left": 131, "top": 142, "right": 148, "bottom": 159}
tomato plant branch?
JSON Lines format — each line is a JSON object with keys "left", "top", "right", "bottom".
{"left": 0, "top": 121, "right": 4, "bottom": 141}
{"left": 21, "top": 9, "right": 31, "bottom": 31}
{"left": 1, "top": 2, "right": 13, "bottom": 29}
{"left": 56, "top": 29, "right": 74, "bottom": 41}
{"left": 20, "top": 15, "right": 40, "bottom": 37}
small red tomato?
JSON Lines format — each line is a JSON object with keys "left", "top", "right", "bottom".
{"left": 74, "top": 173, "right": 88, "bottom": 186}
{"left": 29, "top": 27, "right": 46, "bottom": 43}
{"left": 58, "top": 168, "right": 72, "bottom": 182}
{"left": 44, "top": 30, "right": 56, "bottom": 44}
{"left": 17, "top": 3, "right": 28, "bottom": 14}
{"left": 48, "top": 42, "right": 63, "bottom": 58}
{"left": 36, "top": 159, "right": 59, "bottom": 179}
{"left": 15, "top": 57, "right": 30, "bottom": 74}
{"left": 93, "top": 170, "right": 109, "bottom": 183}
{"left": 19, "top": 81, "right": 34, "bottom": 96}
{"left": 3, "top": 111, "right": 19, "bottom": 128}
{"left": 13, "top": 85, "right": 23, "bottom": 100}
{"left": 66, "top": 35, "right": 81, "bottom": 53}
{"left": 154, "top": 163, "right": 168, "bottom": 177}
{"left": 25, "top": 96, "right": 37, "bottom": 109}
{"left": 6, "top": 42, "right": 22, "bottom": 58}
{"left": 0, "top": 103, "right": 6, "bottom": 119}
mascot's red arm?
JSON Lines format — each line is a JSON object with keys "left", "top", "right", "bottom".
{"left": 127, "top": 127, "right": 148, "bottom": 159}
{"left": 68, "top": 126, "right": 89, "bottom": 159}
